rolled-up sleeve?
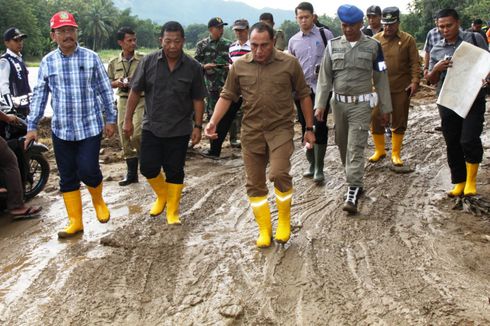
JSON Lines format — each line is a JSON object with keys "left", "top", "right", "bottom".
{"left": 219, "top": 64, "right": 240, "bottom": 102}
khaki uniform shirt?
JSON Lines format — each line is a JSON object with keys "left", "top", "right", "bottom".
{"left": 373, "top": 30, "right": 420, "bottom": 93}
{"left": 107, "top": 51, "right": 145, "bottom": 97}
{"left": 315, "top": 34, "right": 392, "bottom": 113}
{"left": 220, "top": 49, "right": 310, "bottom": 151}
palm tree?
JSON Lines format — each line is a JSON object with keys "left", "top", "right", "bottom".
{"left": 83, "top": 0, "right": 115, "bottom": 51}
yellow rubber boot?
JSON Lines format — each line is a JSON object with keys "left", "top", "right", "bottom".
{"left": 274, "top": 188, "right": 293, "bottom": 244}
{"left": 464, "top": 163, "right": 479, "bottom": 196}
{"left": 147, "top": 173, "right": 168, "bottom": 216}
{"left": 448, "top": 182, "right": 465, "bottom": 197}
{"left": 249, "top": 195, "right": 272, "bottom": 248}
{"left": 368, "top": 133, "right": 386, "bottom": 162}
{"left": 87, "top": 182, "right": 110, "bottom": 223}
{"left": 391, "top": 132, "right": 404, "bottom": 166}
{"left": 166, "top": 183, "right": 184, "bottom": 225}
{"left": 58, "top": 190, "right": 84, "bottom": 238}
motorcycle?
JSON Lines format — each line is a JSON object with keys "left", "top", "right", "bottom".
{"left": 0, "top": 95, "right": 50, "bottom": 202}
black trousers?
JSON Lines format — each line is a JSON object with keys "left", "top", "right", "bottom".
{"left": 295, "top": 92, "right": 329, "bottom": 144}
{"left": 140, "top": 130, "right": 190, "bottom": 184}
{"left": 438, "top": 95, "right": 486, "bottom": 184}
{"left": 209, "top": 98, "right": 242, "bottom": 156}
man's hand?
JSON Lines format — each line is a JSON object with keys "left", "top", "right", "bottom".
{"left": 204, "top": 121, "right": 218, "bottom": 139}
{"left": 314, "top": 108, "right": 325, "bottom": 121}
{"left": 191, "top": 127, "right": 202, "bottom": 146}
{"left": 433, "top": 58, "right": 452, "bottom": 73}
{"left": 123, "top": 120, "right": 133, "bottom": 138}
{"left": 405, "top": 82, "right": 419, "bottom": 97}
{"left": 203, "top": 63, "right": 217, "bottom": 70}
{"left": 104, "top": 123, "right": 116, "bottom": 138}
{"left": 24, "top": 130, "right": 37, "bottom": 150}
{"left": 304, "top": 130, "right": 316, "bottom": 147}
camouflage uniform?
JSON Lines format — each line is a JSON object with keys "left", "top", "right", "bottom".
{"left": 194, "top": 36, "right": 232, "bottom": 119}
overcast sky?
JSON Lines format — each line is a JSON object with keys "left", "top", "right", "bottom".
{"left": 231, "top": 0, "right": 413, "bottom": 16}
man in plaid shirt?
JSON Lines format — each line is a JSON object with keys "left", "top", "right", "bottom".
{"left": 26, "top": 11, "right": 116, "bottom": 238}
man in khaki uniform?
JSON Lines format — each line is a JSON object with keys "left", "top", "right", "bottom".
{"left": 107, "top": 27, "right": 145, "bottom": 186}
{"left": 205, "top": 22, "right": 315, "bottom": 248}
{"left": 315, "top": 4, "right": 392, "bottom": 214}
{"left": 370, "top": 7, "right": 420, "bottom": 166}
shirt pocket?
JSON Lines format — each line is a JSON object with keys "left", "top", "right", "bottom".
{"left": 174, "top": 77, "right": 192, "bottom": 96}
{"left": 354, "top": 51, "right": 373, "bottom": 71}
{"left": 331, "top": 53, "right": 345, "bottom": 71}
{"left": 239, "top": 76, "right": 256, "bottom": 96}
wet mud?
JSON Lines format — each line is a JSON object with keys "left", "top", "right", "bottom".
{"left": 1, "top": 93, "right": 490, "bottom": 325}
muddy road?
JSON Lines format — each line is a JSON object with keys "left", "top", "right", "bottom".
{"left": 1, "top": 94, "right": 490, "bottom": 325}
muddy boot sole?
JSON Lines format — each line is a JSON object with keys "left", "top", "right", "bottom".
{"left": 58, "top": 229, "right": 84, "bottom": 239}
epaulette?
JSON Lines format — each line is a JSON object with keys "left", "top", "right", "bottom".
{"left": 331, "top": 36, "right": 342, "bottom": 41}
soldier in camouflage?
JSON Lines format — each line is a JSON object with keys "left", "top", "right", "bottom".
{"left": 195, "top": 17, "right": 232, "bottom": 158}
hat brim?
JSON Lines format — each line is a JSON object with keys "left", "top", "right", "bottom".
{"left": 232, "top": 25, "right": 248, "bottom": 30}
{"left": 51, "top": 22, "right": 78, "bottom": 30}
{"left": 381, "top": 19, "right": 399, "bottom": 24}
{"left": 8, "top": 34, "right": 27, "bottom": 41}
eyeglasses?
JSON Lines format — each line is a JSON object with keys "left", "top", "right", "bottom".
{"left": 55, "top": 28, "right": 78, "bottom": 35}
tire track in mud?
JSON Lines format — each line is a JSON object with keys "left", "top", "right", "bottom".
{"left": 1, "top": 101, "right": 490, "bottom": 324}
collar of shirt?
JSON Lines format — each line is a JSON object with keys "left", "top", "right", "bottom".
{"left": 381, "top": 29, "right": 402, "bottom": 40}
{"left": 442, "top": 30, "right": 465, "bottom": 46}
{"left": 340, "top": 32, "right": 368, "bottom": 45}
{"left": 157, "top": 50, "right": 187, "bottom": 67}
{"left": 6, "top": 48, "right": 23, "bottom": 60}
{"left": 244, "top": 48, "right": 284, "bottom": 64}
{"left": 117, "top": 51, "right": 142, "bottom": 63}
{"left": 56, "top": 44, "right": 80, "bottom": 57}
{"left": 302, "top": 25, "right": 319, "bottom": 37}
{"left": 231, "top": 39, "right": 250, "bottom": 47}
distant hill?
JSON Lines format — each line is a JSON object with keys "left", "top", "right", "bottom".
{"left": 113, "top": 0, "right": 294, "bottom": 26}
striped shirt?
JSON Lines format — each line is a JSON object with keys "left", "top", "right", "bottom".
{"left": 229, "top": 40, "right": 251, "bottom": 63}
{"left": 28, "top": 45, "right": 116, "bottom": 141}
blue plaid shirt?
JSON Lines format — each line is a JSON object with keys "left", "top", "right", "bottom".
{"left": 28, "top": 45, "right": 116, "bottom": 141}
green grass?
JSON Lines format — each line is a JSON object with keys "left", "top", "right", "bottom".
{"left": 24, "top": 47, "right": 197, "bottom": 65}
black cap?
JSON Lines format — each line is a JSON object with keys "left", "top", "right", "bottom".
{"left": 208, "top": 17, "right": 227, "bottom": 28}
{"left": 232, "top": 19, "right": 249, "bottom": 30}
{"left": 366, "top": 5, "right": 381, "bottom": 16}
{"left": 4, "top": 27, "right": 27, "bottom": 41}
{"left": 473, "top": 18, "right": 483, "bottom": 25}
{"left": 381, "top": 7, "right": 400, "bottom": 24}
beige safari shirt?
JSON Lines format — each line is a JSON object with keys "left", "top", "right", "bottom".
{"left": 220, "top": 49, "right": 310, "bottom": 151}
{"left": 315, "top": 34, "right": 392, "bottom": 113}
{"left": 107, "top": 51, "right": 145, "bottom": 97}
{"left": 373, "top": 30, "right": 420, "bottom": 93}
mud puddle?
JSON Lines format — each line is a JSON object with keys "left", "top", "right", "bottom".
{"left": 0, "top": 94, "right": 490, "bottom": 325}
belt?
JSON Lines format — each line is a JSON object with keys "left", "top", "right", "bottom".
{"left": 334, "top": 93, "right": 371, "bottom": 104}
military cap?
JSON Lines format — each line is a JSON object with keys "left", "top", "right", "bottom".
{"left": 208, "top": 17, "right": 228, "bottom": 28}
{"left": 381, "top": 7, "right": 400, "bottom": 24}
{"left": 366, "top": 5, "right": 382, "bottom": 16}
{"left": 4, "top": 27, "right": 27, "bottom": 41}
{"left": 338, "top": 5, "right": 364, "bottom": 24}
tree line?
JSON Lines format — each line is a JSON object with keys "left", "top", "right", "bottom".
{"left": 1, "top": 0, "right": 488, "bottom": 59}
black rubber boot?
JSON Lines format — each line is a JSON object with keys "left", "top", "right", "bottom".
{"left": 119, "top": 157, "right": 139, "bottom": 186}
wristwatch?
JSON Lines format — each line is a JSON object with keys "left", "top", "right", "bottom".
{"left": 306, "top": 127, "right": 314, "bottom": 132}
{"left": 194, "top": 124, "right": 203, "bottom": 130}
